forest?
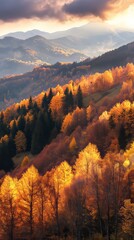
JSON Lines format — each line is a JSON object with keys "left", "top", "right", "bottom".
{"left": 0, "top": 63, "right": 134, "bottom": 240}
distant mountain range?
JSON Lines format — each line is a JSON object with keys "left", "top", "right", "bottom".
{"left": 0, "top": 35, "right": 87, "bottom": 77}
{"left": 0, "top": 40, "right": 134, "bottom": 110}
{"left": 0, "top": 22, "right": 134, "bottom": 77}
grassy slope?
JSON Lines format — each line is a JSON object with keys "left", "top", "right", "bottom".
{"left": 83, "top": 84, "right": 121, "bottom": 107}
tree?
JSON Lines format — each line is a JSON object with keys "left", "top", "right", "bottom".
{"left": 75, "top": 143, "right": 101, "bottom": 179}
{"left": 31, "top": 111, "right": 47, "bottom": 155}
{"left": 28, "top": 96, "right": 33, "bottom": 110}
{"left": 42, "top": 93, "right": 48, "bottom": 111}
{"left": 47, "top": 162, "right": 73, "bottom": 237}
{"left": 63, "top": 88, "right": 74, "bottom": 114}
{"left": 118, "top": 125, "right": 127, "bottom": 150}
{"left": 69, "top": 137, "right": 77, "bottom": 154}
{"left": 10, "top": 120, "right": 17, "bottom": 139}
{"left": 15, "top": 131, "right": 27, "bottom": 153}
{"left": 76, "top": 86, "right": 83, "bottom": 108}
{"left": 17, "top": 115, "right": 26, "bottom": 132}
{"left": 0, "top": 136, "right": 14, "bottom": 172}
{"left": 120, "top": 199, "right": 134, "bottom": 238}
{"left": 47, "top": 88, "right": 53, "bottom": 105}
{"left": 18, "top": 166, "right": 39, "bottom": 239}
{"left": 0, "top": 176, "right": 19, "bottom": 240}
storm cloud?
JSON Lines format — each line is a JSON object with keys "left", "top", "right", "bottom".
{"left": 0, "top": 0, "right": 65, "bottom": 21}
{"left": 63, "top": 0, "right": 134, "bottom": 19}
{"left": 0, "top": 0, "right": 133, "bottom": 22}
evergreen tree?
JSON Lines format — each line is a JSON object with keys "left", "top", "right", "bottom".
{"left": 64, "top": 87, "right": 70, "bottom": 114}
{"left": 20, "top": 105, "right": 27, "bottom": 115}
{"left": 8, "top": 138, "right": 16, "bottom": 158}
{"left": 118, "top": 125, "right": 127, "bottom": 150}
{"left": 0, "top": 112, "right": 9, "bottom": 138}
{"left": 0, "top": 139, "right": 14, "bottom": 172}
{"left": 25, "top": 118, "right": 32, "bottom": 151}
{"left": 64, "top": 88, "right": 74, "bottom": 114}
{"left": 42, "top": 93, "right": 48, "bottom": 111}
{"left": 28, "top": 96, "right": 33, "bottom": 110}
{"left": 47, "top": 88, "right": 53, "bottom": 105}
{"left": 33, "top": 102, "right": 39, "bottom": 114}
{"left": 10, "top": 120, "right": 17, "bottom": 139}
{"left": 109, "top": 115, "right": 116, "bottom": 129}
{"left": 69, "top": 91, "right": 74, "bottom": 111}
{"left": 31, "top": 112, "right": 48, "bottom": 155}
{"left": 76, "top": 86, "right": 83, "bottom": 108}
{"left": 18, "top": 115, "right": 25, "bottom": 132}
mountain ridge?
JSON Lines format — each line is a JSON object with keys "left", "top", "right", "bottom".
{"left": 0, "top": 40, "right": 134, "bottom": 110}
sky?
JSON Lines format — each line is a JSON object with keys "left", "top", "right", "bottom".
{"left": 0, "top": 0, "right": 134, "bottom": 35}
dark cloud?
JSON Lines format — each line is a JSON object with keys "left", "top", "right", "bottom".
{"left": 63, "top": 0, "right": 133, "bottom": 19}
{"left": 0, "top": 0, "right": 133, "bottom": 22}
{"left": 0, "top": 0, "right": 64, "bottom": 21}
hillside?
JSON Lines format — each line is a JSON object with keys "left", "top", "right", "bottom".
{"left": 89, "top": 41, "right": 134, "bottom": 73}
{"left": 0, "top": 41, "right": 134, "bottom": 110}
{"left": 0, "top": 61, "right": 134, "bottom": 240}
{"left": 0, "top": 62, "right": 133, "bottom": 172}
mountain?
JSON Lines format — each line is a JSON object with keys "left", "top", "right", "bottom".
{"left": 87, "top": 41, "right": 134, "bottom": 73}
{"left": 0, "top": 35, "right": 87, "bottom": 77}
{"left": 0, "top": 41, "right": 134, "bottom": 110}
{"left": 0, "top": 29, "right": 51, "bottom": 40}
{"left": 1, "top": 22, "right": 134, "bottom": 78}
{"left": 2, "top": 22, "right": 134, "bottom": 56}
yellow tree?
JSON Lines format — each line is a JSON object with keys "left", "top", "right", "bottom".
{"left": 50, "top": 94, "right": 64, "bottom": 123}
{"left": 47, "top": 161, "right": 73, "bottom": 237}
{"left": 0, "top": 175, "right": 18, "bottom": 240}
{"left": 35, "top": 175, "right": 50, "bottom": 239}
{"left": 18, "top": 165, "right": 39, "bottom": 239}
{"left": 75, "top": 143, "right": 101, "bottom": 179}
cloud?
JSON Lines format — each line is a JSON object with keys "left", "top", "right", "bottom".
{"left": 63, "top": 0, "right": 134, "bottom": 19}
{"left": 0, "top": 0, "right": 133, "bottom": 22}
{"left": 0, "top": 0, "right": 65, "bottom": 22}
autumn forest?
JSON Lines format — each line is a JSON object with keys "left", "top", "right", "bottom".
{"left": 0, "top": 61, "right": 133, "bottom": 240}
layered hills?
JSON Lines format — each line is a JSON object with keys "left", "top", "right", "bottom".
{"left": 0, "top": 41, "right": 134, "bottom": 110}
{"left": 1, "top": 22, "right": 134, "bottom": 77}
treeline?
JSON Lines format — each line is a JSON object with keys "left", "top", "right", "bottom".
{"left": 0, "top": 86, "right": 83, "bottom": 172}
{"left": 0, "top": 63, "right": 134, "bottom": 173}
{"left": 0, "top": 142, "right": 134, "bottom": 240}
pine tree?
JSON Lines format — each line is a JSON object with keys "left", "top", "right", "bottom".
{"left": 18, "top": 115, "right": 25, "bottom": 132}
{"left": 25, "top": 118, "right": 32, "bottom": 151}
{"left": 64, "top": 88, "right": 74, "bottom": 114}
{"left": 31, "top": 112, "right": 48, "bottom": 155}
{"left": 69, "top": 91, "right": 74, "bottom": 111}
{"left": 28, "top": 96, "right": 33, "bottom": 110}
{"left": 109, "top": 115, "right": 116, "bottom": 129}
{"left": 42, "top": 93, "right": 48, "bottom": 111}
{"left": 76, "top": 86, "right": 83, "bottom": 108}
{"left": 10, "top": 120, "right": 17, "bottom": 139}
{"left": 64, "top": 87, "right": 70, "bottom": 114}
{"left": 47, "top": 88, "right": 53, "bottom": 105}
{"left": 0, "top": 138, "right": 14, "bottom": 172}
{"left": 0, "top": 112, "right": 9, "bottom": 138}
{"left": 118, "top": 125, "right": 127, "bottom": 150}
